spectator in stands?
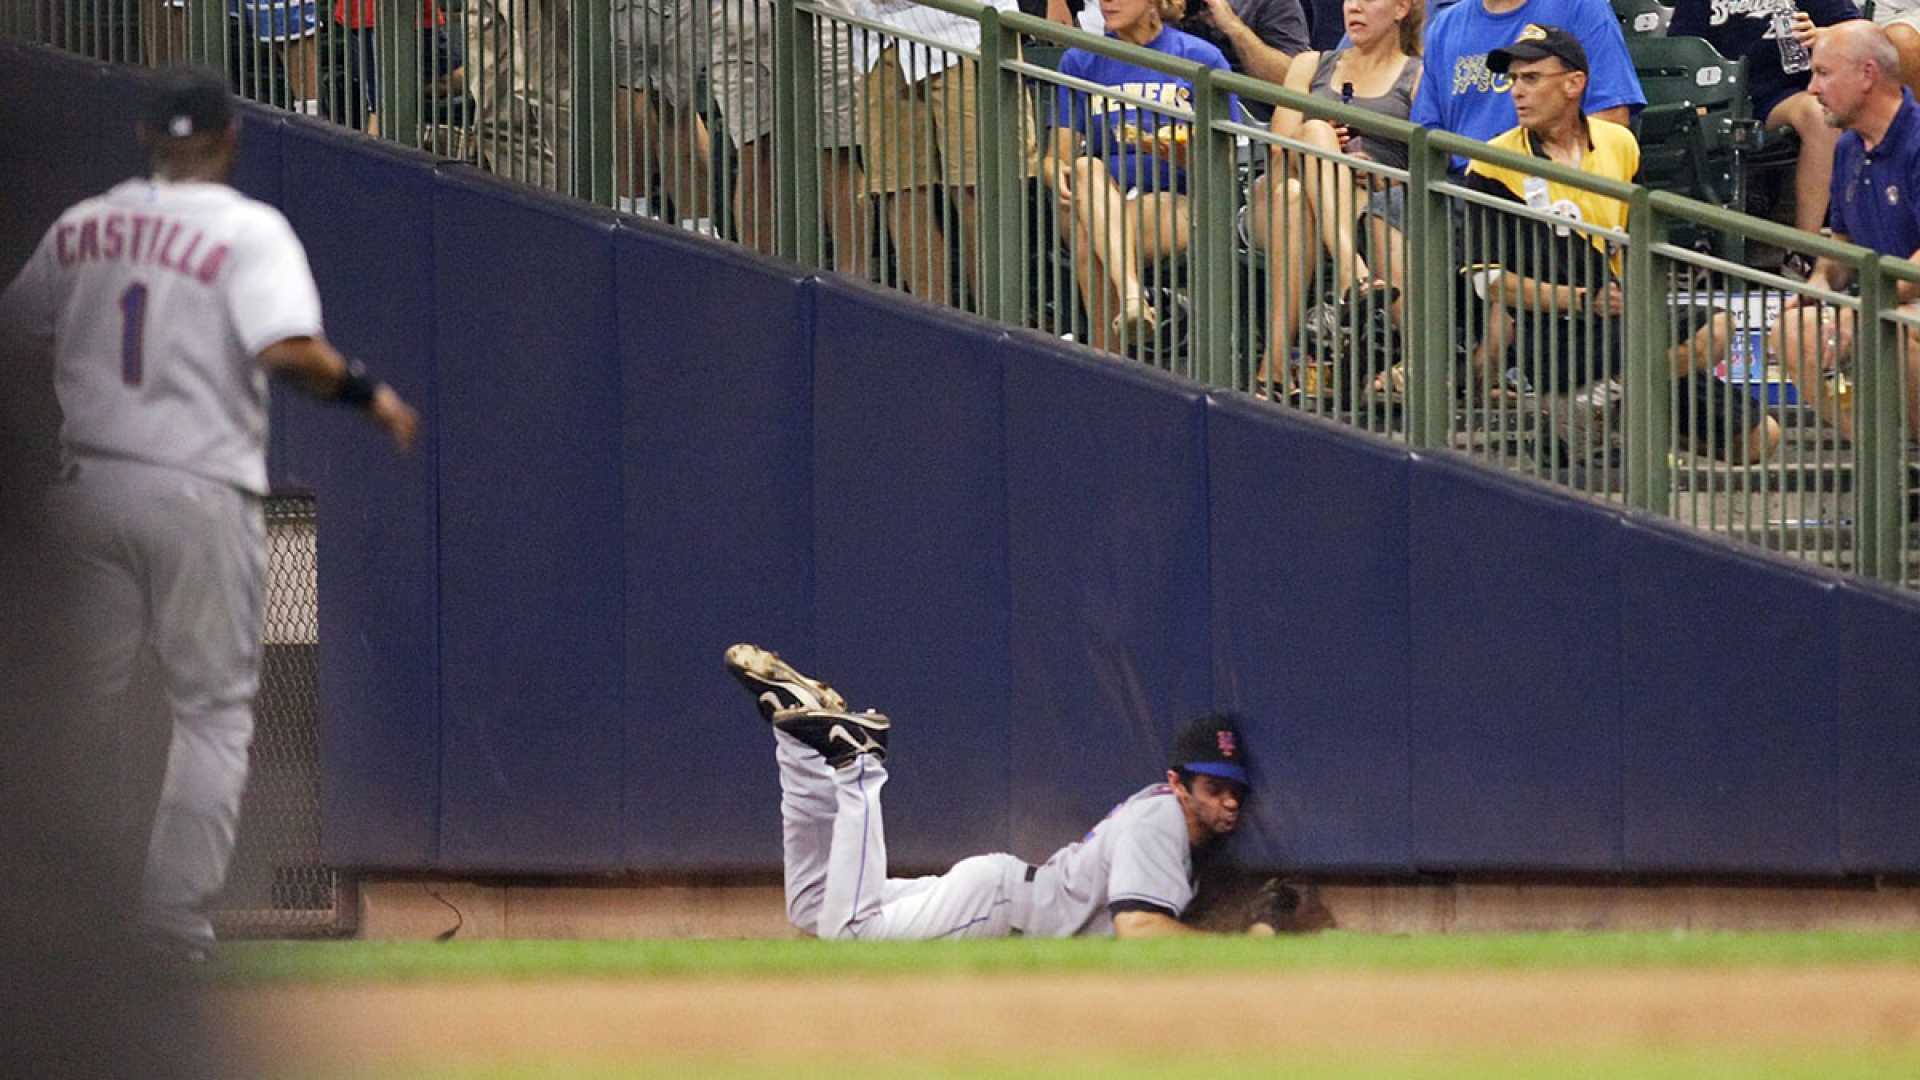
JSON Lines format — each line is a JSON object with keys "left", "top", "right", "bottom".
{"left": 335, "top": 0, "right": 464, "bottom": 140}
{"left": 705, "top": 0, "right": 871, "bottom": 268}
{"left": 232, "top": 0, "right": 325, "bottom": 116}
{"left": 1466, "top": 26, "right": 1780, "bottom": 463}
{"left": 859, "top": 0, "right": 1019, "bottom": 307}
{"left": 1042, "top": 0, "right": 1244, "bottom": 350}
{"left": 1411, "top": 0, "right": 1641, "bottom": 164}
{"left": 1769, "top": 18, "right": 1920, "bottom": 442}
{"left": 612, "top": 0, "right": 715, "bottom": 232}
{"left": 1249, "top": 0, "right": 1423, "bottom": 393}
{"left": 1667, "top": 0, "right": 1856, "bottom": 263}
{"left": 1870, "top": 0, "right": 1920, "bottom": 98}
{"left": 464, "top": 0, "right": 571, "bottom": 192}
{"left": 1182, "top": 0, "right": 1311, "bottom": 117}
{"left": 1411, "top": 0, "right": 1640, "bottom": 398}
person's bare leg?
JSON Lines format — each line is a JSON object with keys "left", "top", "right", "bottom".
{"left": 283, "top": 32, "right": 321, "bottom": 112}
{"left": 1067, "top": 158, "right": 1145, "bottom": 324}
{"left": 659, "top": 101, "right": 713, "bottom": 220}
{"left": 886, "top": 187, "right": 951, "bottom": 304}
{"left": 1251, "top": 173, "right": 1315, "bottom": 393}
{"left": 142, "top": 0, "right": 186, "bottom": 66}
{"left": 1060, "top": 207, "right": 1120, "bottom": 351}
{"left": 951, "top": 186, "right": 980, "bottom": 310}
{"left": 822, "top": 149, "right": 870, "bottom": 278}
{"left": 1772, "top": 305, "right": 1855, "bottom": 441}
{"left": 1767, "top": 92, "right": 1839, "bottom": 235}
{"left": 735, "top": 136, "right": 778, "bottom": 257}
{"left": 1296, "top": 119, "right": 1370, "bottom": 292}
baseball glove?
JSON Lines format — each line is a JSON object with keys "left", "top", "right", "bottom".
{"left": 1247, "top": 878, "right": 1336, "bottom": 934}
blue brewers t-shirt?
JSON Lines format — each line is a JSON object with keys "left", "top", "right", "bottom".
{"left": 1409, "top": 0, "right": 1644, "bottom": 170}
{"left": 1056, "top": 26, "right": 1245, "bottom": 193}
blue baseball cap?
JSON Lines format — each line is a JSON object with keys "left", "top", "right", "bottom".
{"left": 1171, "top": 714, "right": 1250, "bottom": 789}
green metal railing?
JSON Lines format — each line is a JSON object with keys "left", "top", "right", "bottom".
{"left": 7, "top": 0, "right": 1913, "bottom": 586}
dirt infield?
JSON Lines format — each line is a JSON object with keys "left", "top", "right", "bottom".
{"left": 216, "top": 968, "right": 1920, "bottom": 1075}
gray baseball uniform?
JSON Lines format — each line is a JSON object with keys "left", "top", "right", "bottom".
{"left": 776, "top": 730, "right": 1196, "bottom": 939}
{"left": 3, "top": 176, "right": 322, "bottom": 951}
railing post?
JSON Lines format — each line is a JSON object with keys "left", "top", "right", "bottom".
{"left": 1189, "top": 67, "right": 1233, "bottom": 389}
{"left": 376, "top": 0, "right": 422, "bottom": 149}
{"left": 772, "top": 0, "right": 814, "bottom": 264}
{"left": 1857, "top": 255, "right": 1902, "bottom": 583}
{"left": 1404, "top": 128, "right": 1451, "bottom": 450}
{"left": 186, "top": 0, "right": 221, "bottom": 70}
{"left": 974, "top": 7, "right": 1022, "bottom": 325}
{"left": 574, "top": 0, "right": 615, "bottom": 204}
{"left": 1625, "top": 188, "right": 1669, "bottom": 513}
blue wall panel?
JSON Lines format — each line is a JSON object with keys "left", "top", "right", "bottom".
{"left": 1619, "top": 519, "right": 1840, "bottom": 873}
{"left": 812, "top": 278, "right": 1012, "bottom": 869}
{"left": 231, "top": 106, "right": 285, "bottom": 214}
{"left": 0, "top": 48, "right": 147, "bottom": 274}
{"left": 1207, "top": 397, "right": 1413, "bottom": 872}
{"left": 1004, "top": 340, "right": 1213, "bottom": 859}
{"left": 615, "top": 226, "right": 813, "bottom": 870}
{"left": 1836, "top": 580, "right": 1920, "bottom": 871}
{"left": 1407, "top": 455, "right": 1623, "bottom": 871}
{"left": 433, "top": 174, "right": 624, "bottom": 871}
{"left": 277, "top": 126, "right": 443, "bottom": 867}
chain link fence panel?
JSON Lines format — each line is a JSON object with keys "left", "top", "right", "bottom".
{"left": 212, "top": 494, "right": 352, "bottom": 938}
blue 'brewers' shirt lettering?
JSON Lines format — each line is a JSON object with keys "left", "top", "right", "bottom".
{"left": 1056, "top": 26, "right": 1245, "bottom": 193}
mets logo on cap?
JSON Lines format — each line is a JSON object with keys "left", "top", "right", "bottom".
{"left": 1216, "top": 730, "right": 1238, "bottom": 758}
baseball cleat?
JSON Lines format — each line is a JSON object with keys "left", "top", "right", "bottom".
{"left": 724, "top": 643, "right": 847, "bottom": 723}
{"left": 772, "top": 706, "right": 890, "bottom": 768}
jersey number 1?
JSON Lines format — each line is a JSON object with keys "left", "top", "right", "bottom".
{"left": 118, "top": 282, "right": 148, "bottom": 387}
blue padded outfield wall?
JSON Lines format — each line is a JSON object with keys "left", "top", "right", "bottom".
{"left": 8, "top": 47, "right": 1920, "bottom": 879}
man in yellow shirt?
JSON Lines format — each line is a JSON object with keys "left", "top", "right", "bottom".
{"left": 1463, "top": 24, "right": 1780, "bottom": 465}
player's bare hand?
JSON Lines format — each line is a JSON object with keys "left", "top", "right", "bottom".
{"left": 371, "top": 385, "right": 420, "bottom": 452}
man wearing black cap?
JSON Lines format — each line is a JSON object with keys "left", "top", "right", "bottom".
{"left": 0, "top": 66, "right": 419, "bottom": 960}
{"left": 724, "top": 644, "right": 1279, "bottom": 938}
{"left": 1462, "top": 27, "right": 1782, "bottom": 465}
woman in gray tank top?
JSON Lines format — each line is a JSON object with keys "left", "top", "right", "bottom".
{"left": 1247, "top": 0, "right": 1421, "bottom": 395}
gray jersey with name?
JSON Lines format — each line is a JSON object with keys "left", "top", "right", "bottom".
{"left": 2, "top": 178, "right": 322, "bottom": 495}
{"left": 1024, "top": 783, "right": 1196, "bottom": 937}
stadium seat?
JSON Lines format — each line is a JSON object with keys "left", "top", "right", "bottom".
{"left": 1630, "top": 35, "right": 1798, "bottom": 254}
{"left": 1612, "top": 0, "right": 1673, "bottom": 37}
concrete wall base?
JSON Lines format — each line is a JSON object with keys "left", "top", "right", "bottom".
{"left": 352, "top": 876, "right": 1920, "bottom": 940}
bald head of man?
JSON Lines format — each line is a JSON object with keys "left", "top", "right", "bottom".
{"left": 1811, "top": 19, "right": 1905, "bottom": 133}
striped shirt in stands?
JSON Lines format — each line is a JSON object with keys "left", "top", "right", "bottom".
{"left": 858, "top": 0, "right": 1018, "bottom": 80}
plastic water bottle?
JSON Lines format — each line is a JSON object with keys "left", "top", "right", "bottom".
{"left": 1775, "top": 2, "right": 1811, "bottom": 75}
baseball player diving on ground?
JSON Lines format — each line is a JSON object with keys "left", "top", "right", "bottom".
{"left": 725, "top": 644, "right": 1292, "bottom": 939}
{"left": 1, "top": 66, "right": 418, "bottom": 960}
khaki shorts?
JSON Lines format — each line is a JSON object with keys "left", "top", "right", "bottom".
{"left": 612, "top": 0, "right": 707, "bottom": 103}
{"left": 862, "top": 50, "right": 980, "bottom": 192}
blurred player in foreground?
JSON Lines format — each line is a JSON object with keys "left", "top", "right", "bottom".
{"left": 0, "top": 66, "right": 418, "bottom": 961}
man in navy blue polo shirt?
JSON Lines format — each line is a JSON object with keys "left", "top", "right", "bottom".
{"left": 1773, "top": 19, "right": 1920, "bottom": 442}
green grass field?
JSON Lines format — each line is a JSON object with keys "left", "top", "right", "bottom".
{"left": 215, "top": 929, "right": 1920, "bottom": 984}
{"left": 213, "top": 933, "right": 1920, "bottom": 1079}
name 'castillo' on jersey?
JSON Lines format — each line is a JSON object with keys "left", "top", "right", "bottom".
{"left": 1022, "top": 783, "right": 1198, "bottom": 937}
{"left": 2, "top": 178, "right": 323, "bottom": 496}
